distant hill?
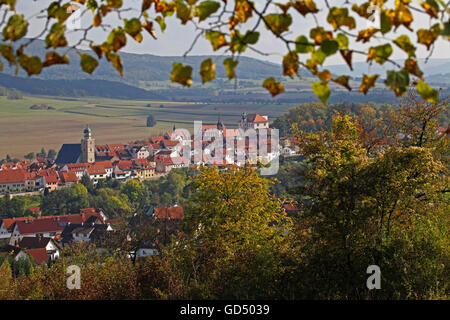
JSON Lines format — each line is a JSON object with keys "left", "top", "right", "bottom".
{"left": 1, "top": 39, "right": 281, "bottom": 85}
{"left": 327, "top": 58, "right": 450, "bottom": 79}
{"left": 0, "top": 73, "right": 161, "bottom": 99}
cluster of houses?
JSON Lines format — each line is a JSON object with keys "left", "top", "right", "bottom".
{"left": 0, "top": 113, "right": 300, "bottom": 195}
{"left": 0, "top": 205, "right": 184, "bottom": 265}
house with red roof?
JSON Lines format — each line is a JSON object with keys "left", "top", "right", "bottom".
{"left": 153, "top": 205, "right": 184, "bottom": 220}
{"left": 15, "top": 248, "right": 50, "bottom": 265}
{"left": 0, "top": 169, "right": 45, "bottom": 194}
{"left": 238, "top": 113, "right": 269, "bottom": 130}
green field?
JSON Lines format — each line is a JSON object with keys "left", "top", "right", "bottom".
{"left": 0, "top": 95, "right": 295, "bottom": 159}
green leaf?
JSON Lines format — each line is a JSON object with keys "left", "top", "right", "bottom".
{"left": 175, "top": 0, "right": 191, "bottom": 24}
{"left": 242, "top": 30, "right": 259, "bottom": 44}
{"left": 311, "top": 49, "right": 326, "bottom": 65}
{"left": 336, "top": 33, "right": 348, "bottom": 49}
{"left": 380, "top": 10, "right": 393, "bottom": 34}
{"left": 320, "top": 39, "right": 339, "bottom": 56}
{"left": 312, "top": 81, "right": 330, "bottom": 104}
{"left": 199, "top": 58, "right": 216, "bottom": 83}
{"left": 171, "top": 62, "right": 193, "bottom": 87}
{"left": 262, "top": 77, "right": 284, "bottom": 97}
{"left": 416, "top": 81, "right": 439, "bottom": 102}
{"left": 384, "top": 70, "right": 410, "bottom": 97}
{"left": 80, "top": 53, "right": 99, "bottom": 74}
{"left": 223, "top": 58, "right": 238, "bottom": 80}
{"left": 442, "top": 20, "right": 450, "bottom": 39}
{"left": 295, "top": 35, "right": 314, "bottom": 53}
{"left": 155, "top": 16, "right": 166, "bottom": 32}
{"left": 196, "top": 1, "right": 220, "bottom": 22}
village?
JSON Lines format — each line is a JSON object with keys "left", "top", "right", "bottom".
{"left": 0, "top": 113, "right": 300, "bottom": 195}
{"left": 0, "top": 113, "right": 301, "bottom": 267}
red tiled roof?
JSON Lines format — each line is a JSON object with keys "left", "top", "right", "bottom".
{"left": 154, "top": 205, "right": 184, "bottom": 220}
{"left": 59, "top": 171, "right": 78, "bottom": 183}
{"left": 246, "top": 114, "right": 269, "bottom": 123}
{"left": 25, "top": 248, "right": 49, "bottom": 265}
{"left": 95, "top": 161, "right": 113, "bottom": 168}
{"left": 87, "top": 165, "right": 106, "bottom": 175}
{"left": 0, "top": 169, "right": 32, "bottom": 184}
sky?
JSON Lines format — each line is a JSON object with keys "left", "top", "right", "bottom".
{"left": 14, "top": 0, "right": 450, "bottom": 67}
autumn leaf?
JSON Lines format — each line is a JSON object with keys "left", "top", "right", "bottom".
{"left": 394, "top": 35, "right": 416, "bottom": 57}
{"left": 0, "top": 44, "right": 16, "bottom": 65}
{"left": 356, "top": 27, "right": 379, "bottom": 43}
{"left": 317, "top": 69, "right": 331, "bottom": 83}
{"left": 93, "top": 12, "right": 102, "bottom": 27}
{"left": 359, "top": 74, "right": 379, "bottom": 95}
{"left": 417, "top": 24, "right": 441, "bottom": 49}
{"left": 291, "top": 0, "right": 319, "bottom": 16}
{"left": 124, "top": 18, "right": 142, "bottom": 42}
{"left": 327, "top": 7, "right": 356, "bottom": 31}
{"left": 403, "top": 58, "right": 423, "bottom": 79}
{"left": 282, "top": 51, "right": 299, "bottom": 77}
{"left": 80, "top": 53, "right": 99, "bottom": 74}
{"left": 265, "top": 13, "right": 292, "bottom": 36}
{"left": 106, "top": 52, "right": 123, "bottom": 76}
{"left": 309, "top": 27, "right": 332, "bottom": 45}
{"left": 43, "top": 51, "right": 69, "bottom": 67}
{"left": 223, "top": 58, "right": 238, "bottom": 80}
{"left": 205, "top": 31, "right": 228, "bottom": 50}
{"left": 420, "top": 0, "right": 440, "bottom": 19}
{"left": 199, "top": 58, "right": 216, "bottom": 83}
{"left": 263, "top": 77, "right": 284, "bottom": 97}
{"left": 171, "top": 62, "right": 193, "bottom": 87}
{"left": 367, "top": 44, "right": 393, "bottom": 65}
{"left": 18, "top": 55, "right": 42, "bottom": 76}
{"left": 142, "top": 22, "right": 157, "bottom": 39}
{"left": 3, "top": 14, "right": 28, "bottom": 41}
{"left": 340, "top": 49, "right": 353, "bottom": 71}
{"left": 107, "top": 27, "right": 127, "bottom": 52}
{"left": 45, "top": 23, "right": 68, "bottom": 49}
{"left": 332, "top": 75, "right": 351, "bottom": 91}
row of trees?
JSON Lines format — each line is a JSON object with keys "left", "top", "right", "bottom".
{"left": 24, "top": 148, "right": 57, "bottom": 161}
